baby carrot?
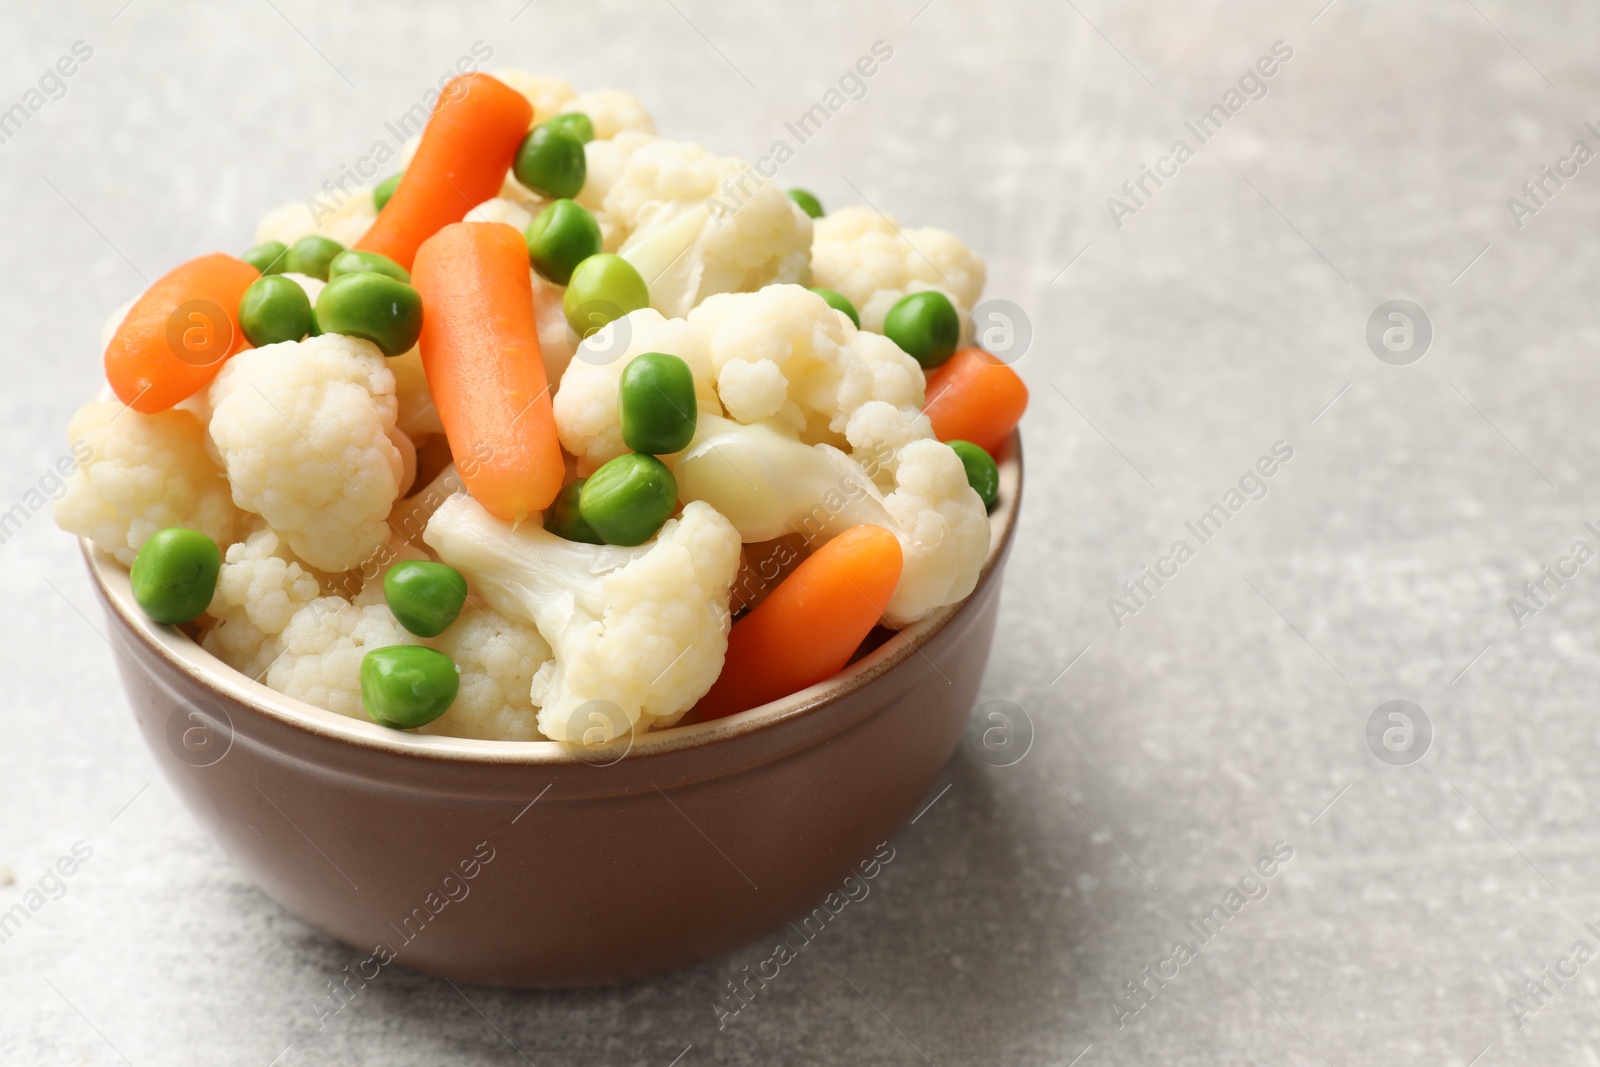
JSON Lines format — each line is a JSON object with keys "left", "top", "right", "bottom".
{"left": 412, "top": 221, "right": 564, "bottom": 522}
{"left": 697, "top": 525, "right": 903, "bottom": 720}
{"left": 921, "top": 346, "right": 1029, "bottom": 456}
{"left": 356, "top": 73, "right": 532, "bottom": 270}
{"left": 104, "top": 253, "right": 260, "bottom": 413}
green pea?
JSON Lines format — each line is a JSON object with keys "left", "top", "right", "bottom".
{"left": 544, "top": 479, "right": 603, "bottom": 544}
{"left": 579, "top": 453, "right": 678, "bottom": 546}
{"left": 241, "top": 241, "right": 288, "bottom": 275}
{"left": 787, "top": 188, "right": 824, "bottom": 218}
{"left": 513, "top": 124, "right": 586, "bottom": 199}
{"left": 810, "top": 287, "right": 859, "bottom": 327}
{"left": 129, "top": 527, "right": 221, "bottom": 625}
{"left": 544, "top": 112, "right": 594, "bottom": 144}
{"left": 284, "top": 235, "right": 346, "bottom": 281}
{"left": 948, "top": 440, "right": 999, "bottom": 511}
{"left": 383, "top": 560, "right": 468, "bottom": 638}
{"left": 360, "top": 646, "right": 459, "bottom": 729}
{"left": 373, "top": 173, "right": 402, "bottom": 211}
{"left": 525, "top": 199, "right": 602, "bottom": 286}
{"left": 563, "top": 253, "right": 649, "bottom": 338}
{"left": 327, "top": 249, "right": 410, "bottom": 284}
{"left": 620, "top": 352, "right": 697, "bottom": 456}
{"left": 315, "top": 272, "right": 424, "bottom": 357}
{"left": 883, "top": 290, "right": 960, "bottom": 368}
{"left": 238, "top": 275, "right": 313, "bottom": 347}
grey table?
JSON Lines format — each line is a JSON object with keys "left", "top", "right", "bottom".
{"left": 3, "top": 1, "right": 1597, "bottom": 1063}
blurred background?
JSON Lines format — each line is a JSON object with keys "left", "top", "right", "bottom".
{"left": 4, "top": 1, "right": 1600, "bottom": 1063}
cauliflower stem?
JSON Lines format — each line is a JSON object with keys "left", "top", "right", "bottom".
{"left": 674, "top": 415, "right": 988, "bottom": 627}
{"left": 424, "top": 494, "right": 740, "bottom": 742}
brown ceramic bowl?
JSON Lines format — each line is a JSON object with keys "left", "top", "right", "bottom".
{"left": 84, "top": 437, "right": 1022, "bottom": 987}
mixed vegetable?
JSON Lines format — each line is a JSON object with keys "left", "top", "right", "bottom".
{"left": 56, "top": 70, "right": 1029, "bottom": 744}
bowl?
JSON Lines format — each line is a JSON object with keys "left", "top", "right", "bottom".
{"left": 83, "top": 436, "right": 1023, "bottom": 987}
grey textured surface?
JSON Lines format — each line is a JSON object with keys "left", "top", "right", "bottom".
{"left": 3, "top": 1, "right": 1599, "bottom": 1063}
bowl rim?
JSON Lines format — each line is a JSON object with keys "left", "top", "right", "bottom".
{"left": 86, "top": 433, "right": 1023, "bottom": 767}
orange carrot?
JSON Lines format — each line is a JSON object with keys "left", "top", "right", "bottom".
{"left": 412, "top": 221, "right": 563, "bottom": 522}
{"left": 698, "top": 525, "right": 903, "bottom": 720}
{"left": 356, "top": 73, "right": 531, "bottom": 271}
{"left": 103, "top": 253, "right": 260, "bottom": 413}
{"left": 922, "top": 347, "right": 1029, "bottom": 456}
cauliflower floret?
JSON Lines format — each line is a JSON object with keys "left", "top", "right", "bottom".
{"left": 603, "top": 139, "right": 812, "bottom": 318}
{"left": 493, "top": 70, "right": 576, "bottom": 125}
{"left": 577, "top": 130, "right": 656, "bottom": 252}
{"left": 693, "top": 285, "right": 924, "bottom": 446}
{"left": 54, "top": 401, "right": 243, "bottom": 567}
{"left": 843, "top": 400, "right": 934, "bottom": 489}
{"left": 562, "top": 88, "right": 655, "bottom": 139}
{"left": 255, "top": 191, "right": 377, "bottom": 250}
{"left": 254, "top": 576, "right": 553, "bottom": 738}
{"left": 265, "top": 596, "right": 418, "bottom": 719}
{"left": 201, "top": 529, "right": 323, "bottom": 679}
{"left": 207, "top": 334, "right": 404, "bottom": 572}
{"left": 552, "top": 309, "right": 721, "bottom": 472}
{"left": 424, "top": 496, "right": 741, "bottom": 742}
{"left": 878, "top": 439, "right": 990, "bottom": 626}
{"left": 420, "top": 606, "right": 552, "bottom": 741}
{"left": 810, "top": 205, "right": 985, "bottom": 339}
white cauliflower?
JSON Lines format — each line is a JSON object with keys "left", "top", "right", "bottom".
{"left": 54, "top": 401, "right": 244, "bottom": 567}
{"left": 265, "top": 594, "right": 418, "bottom": 719}
{"left": 424, "top": 495, "right": 741, "bottom": 742}
{"left": 420, "top": 606, "right": 552, "bottom": 741}
{"left": 603, "top": 138, "right": 812, "bottom": 317}
{"left": 552, "top": 309, "right": 722, "bottom": 472}
{"left": 576, "top": 130, "right": 655, "bottom": 252}
{"left": 207, "top": 334, "right": 405, "bottom": 573}
{"left": 551, "top": 287, "right": 926, "bottom": 475}
{"left": 201, "top": 529, "right": 324, "bottom": 679}
{"left": 691, "top": 285, "right": 924, "bottom": 449}
{"left": 843, "top": 400, "right": 935, "bottom": 490}
{"left": 810, "top": 205, "right": 985, "bottom": 339}
{"left": 877, "top": 438, "right": 992, "bottom": 625}
{"left": 255, "top": 192, "right": 377, "bottom": 250}
{"left": 673, "top": 415, "right": 987, "bottom": 627}
{"left": 562, "top": 89, "right": 655, "bottom": 139}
